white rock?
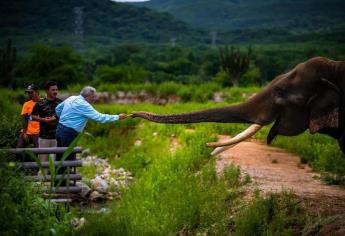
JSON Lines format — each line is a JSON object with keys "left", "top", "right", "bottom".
{"left": 77, "top": 181, "right": 92, "bottom": 198}
{"left": 81, "top": 148, "right": 90, "bottom": 158}
{"left": 98, "top": 208, "right": 110, "bottom": 214}
{"left": 109, "top": 178, "right": 119, "bottom": 188}
{"left": 89, "top": 191, "right": 104, "bottom": 201}
{"left": 134, "top": 140, "right": 142, "bottom": 146}
{"left": 90, "top": 176, "right": 109, "bottom": 193}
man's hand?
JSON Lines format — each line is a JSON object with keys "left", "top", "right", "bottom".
{"left": 20, "top": 132, "right": 29, "bottom": 142}
{"left": 44, "top": 116, "right": 57, "bottom": 123}
{"left": 119, "top": 113, "right": 128, "bottom": 120}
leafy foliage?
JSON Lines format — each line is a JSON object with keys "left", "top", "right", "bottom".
{"left": 139, "top": 0, "right": 345, "bottom": 31}
{"left": 0, "top": 162, "right": 73, "bottom": 235}
{"left": 75, "top": 103, "right": 310, "bottom": 235}
{"left": 0, "top": 89, "right": 21, "bottom": 147}
{"left": 218, "top": 45, "right": 252, "bottom": 86}
{"left": 235, "top": 192, "right": 305, "bottom": 236}
{"left": 15, "top": 44, "right": 85, "bottom": 88}
{"left": 0, "top": 39, "right": 16, "bottom": 87}
{"left": 94, "top": 64, "right": 149, "bottom": 84}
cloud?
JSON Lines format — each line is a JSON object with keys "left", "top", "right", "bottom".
{"left": 111, "top": 0, "right": 150, "bottom": 2}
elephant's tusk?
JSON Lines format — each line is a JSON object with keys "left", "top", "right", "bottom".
{"left": 206, "top": 124, "right": 263, "bottom": 148}
{"left": 211, "top": 144, "right": 236, "bottom": 156}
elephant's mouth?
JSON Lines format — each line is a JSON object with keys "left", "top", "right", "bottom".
{"left": 206, "top": 123, "right": 263, "bottom": 155}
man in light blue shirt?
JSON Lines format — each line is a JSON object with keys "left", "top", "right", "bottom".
{"left": 55, "top": 87, "right": 127, "bottom": 133}
{"left": 55, "top": 86, "right": 127, "bottom": 184}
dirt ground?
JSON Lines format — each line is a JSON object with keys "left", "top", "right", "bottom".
{"left": 214, "top": 135, "right": 345, "bottom": 216}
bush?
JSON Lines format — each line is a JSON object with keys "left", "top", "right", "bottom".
{"left": 235, "top": 192, "right": 306, "bottom": 236}
{"left": 15, "top": 44, "right": 85, "bottom": 88}
{"left": 0, "top": 89, "right": 21, "bottom": 147}
{"left": 157, "top": 81, "right": 181, "bottom": 97}
{"left": 0, "top": 162, "right": 73, "bottom": 235}
{"left": 177, "top": 86, "right": 192, "bottom": 102}
{"left": 95, "top": 64, "right": 149, "bottom": 84}
{"left": 0, "top": 115, "right": 20, "bottom": 148}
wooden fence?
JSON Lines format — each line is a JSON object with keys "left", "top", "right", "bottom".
{"left": 4, "top": 147, "right": 83, "bottom": 202}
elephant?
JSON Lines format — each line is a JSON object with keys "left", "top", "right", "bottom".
{"left": 132, "top": 57, "right": 345, "bottom": 155}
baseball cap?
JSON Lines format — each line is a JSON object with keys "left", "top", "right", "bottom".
{"left": 25, "top": 84, "right": 39, "bottom": 93}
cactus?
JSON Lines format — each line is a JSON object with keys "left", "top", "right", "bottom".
{"left": 0, "top": 39, "right": 16, "bottom": 87}
{"left": 219, "top": 45, "right": 252, "bottom": 86}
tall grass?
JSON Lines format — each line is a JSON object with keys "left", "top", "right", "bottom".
{"left": 0, "top": 154, "right": 73, "bottom": 235}
{"left": 82, "top": 102, "right": 345, "bottom": 180}
{"left": 1, "top": 87, "right": 336, "bottom": 234}
{"left": 0, "top": 89, "right": 21, "bottom": 148}
{"left": 78, "top": 126, "right": 237, "bottom": 235}
{"left": 76, "top": 103, "right": 309, "bottom": 235}
{"left": 235, "top": 192, "right": 306, "bottom": 236}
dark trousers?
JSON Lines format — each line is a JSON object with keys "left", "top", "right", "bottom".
{"left": 55, "top": 124, "right": 79, "bottom": 186}
{"left": 17, "top": 134, "right": 39, "bottom": 149}
{"left": 16, "top": 134, "right": 39, "bottom": 174}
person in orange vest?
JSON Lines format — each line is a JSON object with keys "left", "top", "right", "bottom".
{"left": 17, "top": 84, "right": 40, "bottom": 148}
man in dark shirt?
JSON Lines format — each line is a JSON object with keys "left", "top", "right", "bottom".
{"left": 32, "top": 81, "right": 62, "bottom": 162}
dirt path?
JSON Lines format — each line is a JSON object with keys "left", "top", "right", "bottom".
{"left": 214, "top": 135, "right": 345, "bottom": 216}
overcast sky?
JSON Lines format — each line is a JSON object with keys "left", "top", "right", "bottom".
{"left": 111, "top": 0, "right": 150, "bottom": 2}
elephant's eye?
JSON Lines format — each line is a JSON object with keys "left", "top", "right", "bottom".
{"left": 273, "top": 87, "right": 285, "bottom": 98}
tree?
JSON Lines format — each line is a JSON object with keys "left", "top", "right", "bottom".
{"left": 0, "top": 39, "right": 16, "bottom": 88}
{"left": 15, "top": 44, "right": 85, "bottom": 88}
{"left": 218, "top": 45, "right": 252, "bottom": 86}
{"left": 94, "top": 64, "right": 149, "bottom": 84}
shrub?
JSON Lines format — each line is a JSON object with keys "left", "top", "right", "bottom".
{"left": 0, "top": 115, "right": 20, "bottom": 147}
{"left": 177, "top": 86, "right": 192, "bottom": 102}
{"left": 0, "top": 161, "right": 73, "bottom": 235}
{"left": 235, "top": 192, "right": 306, "bottom": 236}
{"left": 0, "top": 89, "right": 21, "bottom": 147}
{"left": 15, "top": 44, "right": 85, "bottom": 88}
{"left": 157, "top": 81, "right": 181, "bottom": 97}
{"left": 95, "top": 64, "right": 149, "bottom": 84}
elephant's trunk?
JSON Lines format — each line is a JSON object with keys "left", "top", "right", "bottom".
{"left": 132, "top": 98, "right": 272, "bottom": 125}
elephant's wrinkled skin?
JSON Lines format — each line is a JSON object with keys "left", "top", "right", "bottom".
{"left": 132, "top": 57, "right": 345, "bottom": 154}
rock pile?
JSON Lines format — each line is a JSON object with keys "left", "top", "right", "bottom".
{"left": 77, "top": 154, "right": 133, "bottom": 202}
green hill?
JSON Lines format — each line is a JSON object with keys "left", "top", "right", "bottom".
{"left": 1, "top": 0, "right": 344, "bottom": 53}
{"left": 137, "top": 0, "right": 345, "bottom": 31}
{"left": 0, "top": 0, "right": 208, "bottom": 51}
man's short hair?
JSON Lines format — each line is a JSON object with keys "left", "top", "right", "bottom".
{"left": 45, "top": 81, "right": 57, "bottom": 90}
{"left": 80, "top": 86, "right": 96, "bottom": 98}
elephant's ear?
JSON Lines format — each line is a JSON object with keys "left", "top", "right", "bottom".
{"left": 308, "top": 80, "right": 341, "bottom": 135}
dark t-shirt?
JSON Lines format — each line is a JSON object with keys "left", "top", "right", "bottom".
{"left": 32, "top": 97, "right": 62, "bottom": 139}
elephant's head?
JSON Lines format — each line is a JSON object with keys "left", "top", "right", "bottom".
{"left": 132, "top": 57, "right": 345, "bottom": 155}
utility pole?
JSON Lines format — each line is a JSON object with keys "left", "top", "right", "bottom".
{"left": 170, "top": 37, "right": 176, "bottom": 47}
{"left": 210, "top": 31, "right": 217, "bottom": 47}
{"left": 74, "top": 6, "right": 84, "bottom": 51}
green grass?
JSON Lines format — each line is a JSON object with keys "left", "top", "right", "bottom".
{"left": 0, "top": 158, "right": 73, "bottom": 235}
{"left": 78, "top": 125, "right": 233, "bottom": 235}
{"left": 81, "top": 102, "right": 345, "bottom": 180}
{"left": 234, "top": 191, "right": 306, "bottom": 236}
{"left": 2, "top": 87, "right": 340, "bottom": 235}
{"left": 75, "top": 102, "right": 316, "bottom": 235}
{"left": 75, "top": 102, "right": 344, "bottom": 235}
{"left": 79, "top": 126, "right": 305, "bottom": 236}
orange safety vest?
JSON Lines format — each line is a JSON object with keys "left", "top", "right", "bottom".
{"left": 21, "top": 100, "right": 40, "bottom": 135}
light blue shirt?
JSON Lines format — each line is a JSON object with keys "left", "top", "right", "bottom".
{"left": 55, "top": 95, "right": 119, "bottom": 133}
